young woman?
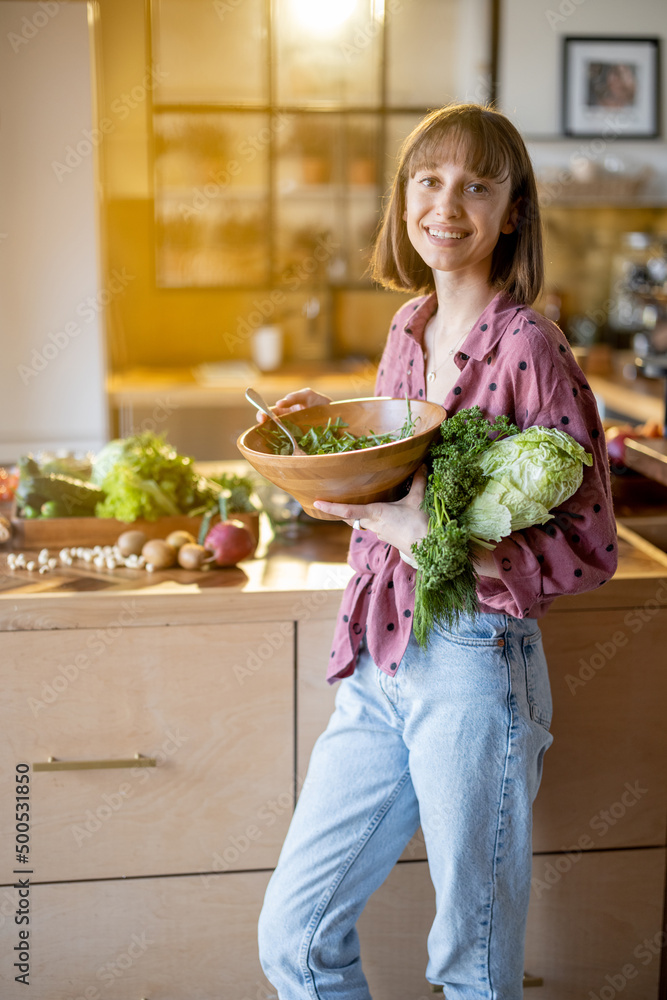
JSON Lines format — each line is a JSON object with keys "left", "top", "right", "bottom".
{"left": 257, "top": 103, "right": 617, "bottom": 1000}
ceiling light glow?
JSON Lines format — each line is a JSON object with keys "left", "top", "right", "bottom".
{"left": 290, "top": 0, "right": 358, "bottom": 34}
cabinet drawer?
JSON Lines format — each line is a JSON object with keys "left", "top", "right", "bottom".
{"left": 536, "top": 610, "right": 667, "bottom": 852}
{"left": 1, "top": 870, "right": 275, "bottom": 1000}
{"left": 1, "top": 623, "right": 294, "bottom": 882}
{"left": 297, "top": 618, "right": 428, "bottom": 862}
{"left": 363, "top": 850, "right": 666, "bottom": 1000}
{"left": 526, "top": 847, "right": 665, "bottom": 1000}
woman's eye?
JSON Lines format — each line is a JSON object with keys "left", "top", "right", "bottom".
{"left": 468, "top": 182, "right": 488, "bottom": 194}
{"left": 419, "top": 176, "right": 438, "bottom": 187}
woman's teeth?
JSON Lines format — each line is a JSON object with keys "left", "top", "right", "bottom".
{"left": 427, "top": 228, "right": 466, "bottom": 239}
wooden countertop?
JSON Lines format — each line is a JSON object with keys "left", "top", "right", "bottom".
{"left": 2, "top": 516, "right": 667, "bottom": 631}
{"left": 624, "top": 437, "right": 667, "bottom": 486}
{"left": 584, "top": 350, "right": 664, "bottom": 425}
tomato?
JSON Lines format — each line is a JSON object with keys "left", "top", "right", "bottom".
{"left": 0, "top": 468, "right": 18, "bottom": 502}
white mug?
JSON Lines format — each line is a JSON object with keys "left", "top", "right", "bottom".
{"left": 252, "top": 325, "right": 283, "bottom": 372}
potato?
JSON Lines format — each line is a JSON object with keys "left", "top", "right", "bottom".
{"left": 141, "top": 538, "right": 177, "bottom": 569}
{"left": 166, "top": 529, "right": 196, "bottom": 551}
{"left": 177, "top": 543, "right": 209, "bottom": 570}
{"left": 117, "top": 529, "right": 148, "bottom": 557}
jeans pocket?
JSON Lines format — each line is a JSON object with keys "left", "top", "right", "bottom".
{"left": 435, "top": 612, "right": 507, "bottom": 647}
{"left": 522, "top": 631, "right": 553, "bottom": 730}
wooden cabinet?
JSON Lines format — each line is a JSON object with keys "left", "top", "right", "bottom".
{"left": 537, "top": 610, "right": 667, "bottom": 853}
{"left": 29, "top": 871, "right": 274, "bottom": 999}
{"left": 525, "top": 848, "right": 666, "bottom": 1000}
{"left": 1, "top": 624, "right": 294, "bottom": 882}
{"left": 1, "top": 531, "right": 666, "bottom": 999}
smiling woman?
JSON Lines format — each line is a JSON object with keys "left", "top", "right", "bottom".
{"left": 257, "top": 102, "right": 617, "bottom": 1000}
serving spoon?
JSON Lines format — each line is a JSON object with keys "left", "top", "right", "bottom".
{"left": 245, "top": 387, "right": 308, "bottom": 456}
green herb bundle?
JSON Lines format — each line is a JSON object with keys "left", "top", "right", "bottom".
{"left": 411, "top": 407, "right": 593, "bottom": 647}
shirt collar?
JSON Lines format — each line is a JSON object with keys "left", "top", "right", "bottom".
{"left": 402, "top": 290, "right": 522, "bottom": 362}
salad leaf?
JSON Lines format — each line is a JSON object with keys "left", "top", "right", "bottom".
{"left": 94, "top": 432, "right": 219, "bottom": 522}
{"left": 264, "top": 399, "right": 418, "bottom": 456}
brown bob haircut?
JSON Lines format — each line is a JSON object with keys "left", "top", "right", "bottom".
{"left": 371, "top": 103, "right": 544, "bottom": 305}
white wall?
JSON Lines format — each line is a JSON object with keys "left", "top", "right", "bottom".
{"left": 498, "top": 0, "right": 667, "bottom": 197}
{"left": 0, "top": 1, "right": 107, "bottom": 464}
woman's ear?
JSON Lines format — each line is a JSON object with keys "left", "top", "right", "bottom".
{"left": 501, "top": 198, "right": 520, "bottom": 235}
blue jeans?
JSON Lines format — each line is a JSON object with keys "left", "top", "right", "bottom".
{"left": 258, "top": 612, "right": 553, "bottom": 999}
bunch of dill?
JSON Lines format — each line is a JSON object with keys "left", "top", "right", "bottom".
{"left": 411, "top": 406, "right": 518, "bottom": 647}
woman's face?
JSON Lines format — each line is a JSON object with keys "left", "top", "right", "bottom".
{"left": 403, "top": 152, "right": 516, "bottom": 285}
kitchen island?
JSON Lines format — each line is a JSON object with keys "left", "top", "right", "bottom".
{"left": 0, "top": 519, "right": 666, "bottom": 1000}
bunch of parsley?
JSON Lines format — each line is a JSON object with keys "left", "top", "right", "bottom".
{"left": 411, "top": 406, "right": 519, "bottom": 647}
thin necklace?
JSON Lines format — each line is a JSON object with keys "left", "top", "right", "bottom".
{"left": 426, "top": 326, "right": 469, "bottom": 383}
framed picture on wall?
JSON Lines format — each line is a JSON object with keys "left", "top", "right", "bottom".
{"left": 562, "top": 36, "right": 660, "bottom": 138}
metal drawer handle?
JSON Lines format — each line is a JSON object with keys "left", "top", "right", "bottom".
{"left": 33, "top": 754, "right": 157, "bottom": 772}
{"left": 431, "top": 973, "right": 543, "bottom": 993}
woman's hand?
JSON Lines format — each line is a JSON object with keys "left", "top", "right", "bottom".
{"left": 256, "top": 387, "right": 332, "bottom": 424}
{"left": 313, "top": 465, "right": 430, "bottom": 559}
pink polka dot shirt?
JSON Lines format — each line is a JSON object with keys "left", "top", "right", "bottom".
{"left": 326, "top": 291, "right": 618, "bottom": 685}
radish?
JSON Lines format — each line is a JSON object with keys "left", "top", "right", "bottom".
{"left": 204, "top": 520, "right": 255, "bottom": 567}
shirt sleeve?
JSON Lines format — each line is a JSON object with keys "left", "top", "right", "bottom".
{"left": 484, "top": 374, "right": 617, "bottom": 617}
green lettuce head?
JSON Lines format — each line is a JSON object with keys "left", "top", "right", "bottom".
{"left": 461, "top": 426, "right": 593, "bottom": 542}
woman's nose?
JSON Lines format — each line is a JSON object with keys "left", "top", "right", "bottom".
{"left": 434, "top": 185, "right": 461, "bottom": 218}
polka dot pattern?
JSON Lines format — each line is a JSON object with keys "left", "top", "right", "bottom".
{"left": 327, "top": 293, "right": 617, "bottom": 685}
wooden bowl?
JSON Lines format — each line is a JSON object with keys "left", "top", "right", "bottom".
{"left": 236, "top": 397, "right": 446, "bottom": 520}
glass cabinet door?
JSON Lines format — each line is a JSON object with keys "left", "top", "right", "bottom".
{"left": 150, "top": 0, "right": 492, "bottom": 290}
{"left": 273, "top": 0, "right": 383, "bottom": 108}
{"left": 154, "top": 112, "right": 270, "bottom": 287}
{"left": 151, "top": 0, "right": 268, "bottom": 105}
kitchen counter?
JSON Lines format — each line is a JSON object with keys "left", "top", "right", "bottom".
{"left": 1, "top": 515, "right": 667, "bottom": 630}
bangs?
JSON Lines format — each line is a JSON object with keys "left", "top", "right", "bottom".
{"left": 406, "top": 117, "right": 513, "bottom": 188}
